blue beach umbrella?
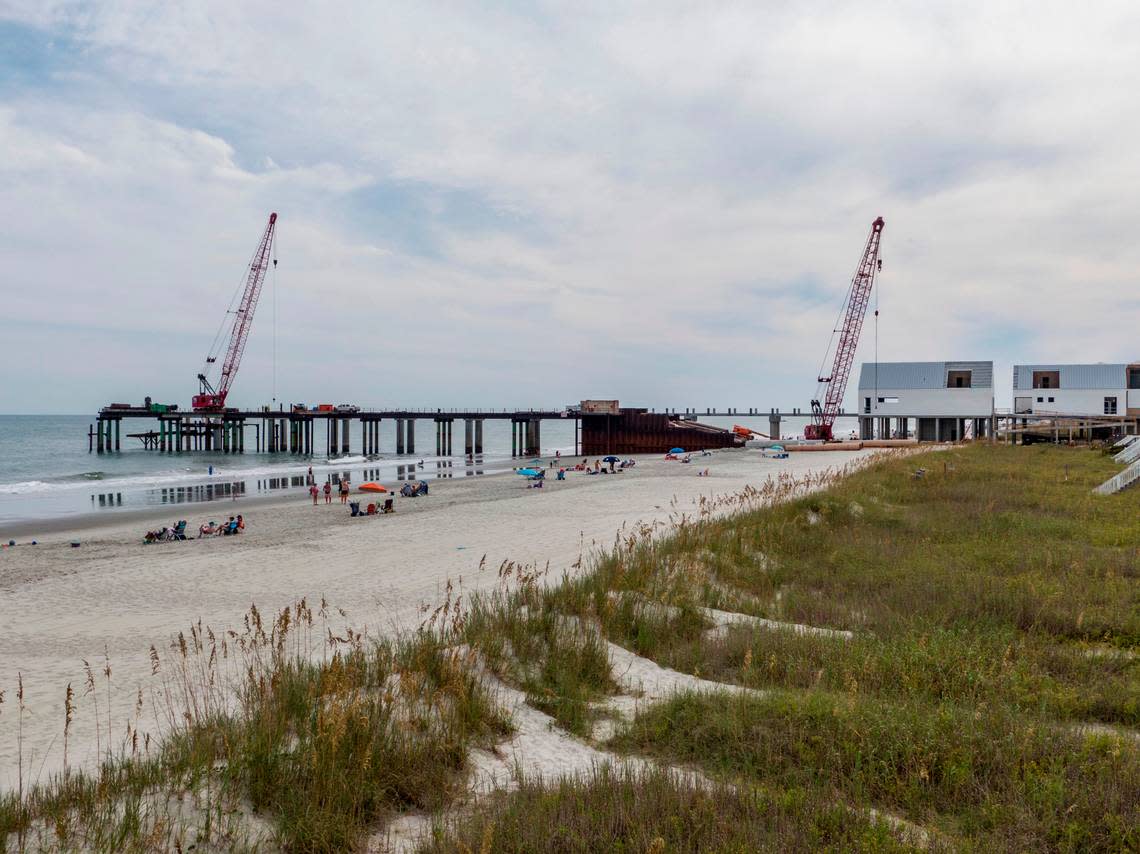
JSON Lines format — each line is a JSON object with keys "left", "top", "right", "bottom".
{"left": 517, "top": 468, "right": 542, "bottom": 477}
{"left": 603, "top": 455, "right": 619, "bottom": 462}
{"left": 669, "top": 447, "right": 685, "bottom": 454}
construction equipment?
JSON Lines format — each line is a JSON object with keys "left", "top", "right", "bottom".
{"left": 192, "top": 213, "right": 278, "bottom": 411}
{"left": 732, "top": 424, "right": 770, "bottom": 440}
{"left": 805, "top": 217, "right": 885, "bottom": 441}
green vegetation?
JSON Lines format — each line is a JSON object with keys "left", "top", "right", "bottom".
{"left": 421, "top": 764, "right": 919, "bottom": 853}
{"left": 614, "top": 690, "right": 1138, "bottom": 851}
{"left": 5, "top": 444, "right": 1138, "bottom": 851}
{"left": 2, "top": 602, "right": 509, "bottom": 853}
{"left": 430, "top": 444, "right": 1140, "bottom": 852}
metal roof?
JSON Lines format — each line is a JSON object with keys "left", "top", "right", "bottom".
{"left": 1012, "top": 364, "right": 1127, "bottom": 390}
{"left": 857, "top": 361, "right": 993, "bottom": 390}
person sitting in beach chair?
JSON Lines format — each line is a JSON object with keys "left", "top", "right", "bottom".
{"left": 382, "top": 497, "right": 394, "bottom": 513}
{"left": 557, "top": 468, "right": 566, "bottom": 480}
{"left": 221, "top": 516, "right": 238, "bottom": 535}
{"left": 172, "top": 520, "right": 188, "bottom": 540}
{"left": 198, "top": 521, "right": 218, "bottom": 537}
{"left": 400, "top": 482, "right": 415, "bottom": 498}
{"left": 415, "top": 480, "right": 429, "bottom": 496}
{"left": 349, "top": 501, "right": 362, "bottom": 517}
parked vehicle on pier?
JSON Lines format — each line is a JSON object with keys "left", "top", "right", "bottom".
{"left": 335, "top": 404, "right": 360, "bottom": 413}
{"left": 317, "top": 404, "right": 335, "bottom": 412}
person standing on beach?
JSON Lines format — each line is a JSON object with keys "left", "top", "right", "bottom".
{"left": 309, "top": 483, "right": 319, "bottom": 505}
{"left": 307, "top": 466, "right": 313, "bottom": 485}
{"left": 323, "top": 481, "right": 332, "bottom": 504}
{"left": 339, "top": 478, "right": 350, "bottom": 504}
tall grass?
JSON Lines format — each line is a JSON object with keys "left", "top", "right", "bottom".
{"left": 420, "top": 764, "right": 922, "bottom": 853}
{"left": 612, "top": 689, "right": 1140, "bottom": 852}
{"left": 1, "top": 601, "right": 509, "bottom": 853}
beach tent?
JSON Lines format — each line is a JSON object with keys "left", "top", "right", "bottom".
{"left": 359, "top": 482, "right": 388, "bottom": 493}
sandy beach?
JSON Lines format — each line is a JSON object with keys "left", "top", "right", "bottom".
{"left": 0, "top": 448, "right": 872, "bottom": 787}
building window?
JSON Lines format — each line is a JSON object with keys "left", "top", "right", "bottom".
{"left": 1105, "top": 396, "right": 1118, "bottom": 415}
{"left": 1033, "top": 370, "right": 1060, "bottom": 389}
{"left": 1037, "top": 397, "right": 1043, "bottom": 403}
{"left": 1048, "top": 397, "right": 1054, "bottom": 403}
{"left": 946, "top": 370, "right": 972, "bottom": 388}
{"left": 1130, "top": 368, "right": 1140, "bottom": 390}
{"left": 864, "top": 397, "right": 871, "bottom": 414}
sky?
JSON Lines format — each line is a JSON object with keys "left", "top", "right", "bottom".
{"left": 2, "top": 1, "right": 1139, "bottom": 414}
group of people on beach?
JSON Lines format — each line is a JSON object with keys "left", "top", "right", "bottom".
{"left": 143, "top": 515, "right": 243, "bottom": 543}
{"left": 308, "top": 476, "right": 352, "bottom": 505}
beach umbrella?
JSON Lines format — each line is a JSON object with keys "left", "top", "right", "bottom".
{"left": 669, "top": 447, "right": 685, "bottom": 454}
{"left": 516, "top": 468, "right": 541, "bottom": 477}
{"left": 359, "top": 482, "right": 387, "bottom": 493}
{"left": 603, "top": 455, "right": 619, "bottom": 462}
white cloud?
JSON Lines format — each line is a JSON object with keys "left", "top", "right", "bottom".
{"left": 1, "top": 1, "right": 1139, "bottom": 412}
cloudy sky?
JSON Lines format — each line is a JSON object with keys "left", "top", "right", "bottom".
{"left": 2, "top": 1, "right": 1138, "bottom": 413}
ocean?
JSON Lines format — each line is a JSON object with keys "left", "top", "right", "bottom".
{"left": 0, "top": 413, "right": 857, "bottom": 530}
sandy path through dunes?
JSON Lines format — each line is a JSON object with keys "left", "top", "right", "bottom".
{"left": 0, "top": 449, "right": 871, "bottom": 786}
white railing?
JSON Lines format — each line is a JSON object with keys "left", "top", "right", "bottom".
{"left": 1095, "top": 458, "right": 1140, "bottom": 495}
{"left": 1113, "top": 441, "right": 1140, "bottom": 464}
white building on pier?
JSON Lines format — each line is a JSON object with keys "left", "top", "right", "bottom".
{"left": 856, "top": 360, "right": 995, "bottom": 441}
{"left": 1012, "top": 363, "right": 1140, "bottom": 417}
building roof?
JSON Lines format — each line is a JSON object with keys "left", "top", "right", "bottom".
{"left": 857, "top": 361, "right": 993, "bottom": 390}
{"left": 1012, "top": 363, "right": 1128, "bottom": 390}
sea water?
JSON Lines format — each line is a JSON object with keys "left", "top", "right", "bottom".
{"left": 0, "top": 413, "right": 856, "bottom": 529}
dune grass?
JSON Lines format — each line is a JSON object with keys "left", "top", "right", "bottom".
{"left": 420, "top": 764, "right": 922, "bottom": 853}
{"left": 425, "top": 443, "right": 1140, "bottom": 853}
{"left": 1, "top": 602, "right": 509, "bottom": 853}
{"left": 612, "top": 689, "right": 1139, "bottom": 852}
{"left": 5, "top": 443, "right": 1138, "bottom": 852}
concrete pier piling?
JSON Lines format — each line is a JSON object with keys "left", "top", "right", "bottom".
{"left": 436, "top": 418, "right": 455, "bottom": 456}
{"left": 395, "top": 419, "right": 405, "bottom": 455}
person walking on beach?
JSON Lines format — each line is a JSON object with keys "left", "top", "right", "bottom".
{"left": 339, "top": 478, "right": 350, "bottom": 504}
{"left": 323, "top": 481, "right": 332, "bottom": 504}
{"left": 309, "top": 483, "right": 319, "bottom": 505}
{"left": 307, "top": 465, "right": 313, "bottom": 485}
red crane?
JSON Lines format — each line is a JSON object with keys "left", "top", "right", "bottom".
{"left": 192, "top": 213, "right": 278, "bottom": 412}
{"left": 804, "top": 216, "right": 885, "bottom": 441}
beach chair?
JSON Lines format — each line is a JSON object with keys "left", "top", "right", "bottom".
{"left": 349, "top": 501, "right": 362, "bottom": 517}
{"left": 172, "top": 521, "right": 188, "bottom": 540}
{"left": 382, "top": 498, "right": 394, "bottom": 513}
{"left": 415, "top": 480, "right": 429, "bottom": 496}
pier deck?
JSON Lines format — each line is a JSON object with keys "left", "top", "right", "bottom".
{"left": 89, "top": 404, "right": 859, "bottom": 457}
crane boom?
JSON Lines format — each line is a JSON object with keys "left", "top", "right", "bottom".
{"left": 804, "top": 216, "right": 884, "bottom": 441}
{"left": 193, "top": 212, "right": 278, "bottom": 411}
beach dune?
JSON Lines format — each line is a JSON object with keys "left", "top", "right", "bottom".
{"left": 0, "top": 449, "right": 871, "bottom": 786}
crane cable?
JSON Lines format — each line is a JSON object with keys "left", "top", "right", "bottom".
{"left": 814, "top": 256, "right": 859, "bottom": 403}
{"left": 201, "top": 229, "right": 269, "bottom": 383}
{"left": 272, "top": 226, "right": 279, "bottom": 406}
